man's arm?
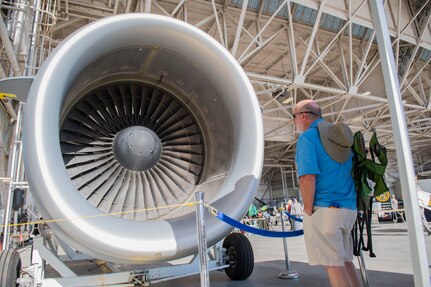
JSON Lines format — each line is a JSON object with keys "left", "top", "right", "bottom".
{"left": 299, "top": 174, "right": 316, "bottom": 216}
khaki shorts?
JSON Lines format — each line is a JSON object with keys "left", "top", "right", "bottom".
{"left": 303, "top": 207, "right": 357, "bottom": 266}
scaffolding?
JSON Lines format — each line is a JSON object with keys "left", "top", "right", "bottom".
{"left": 0, "top": 0, "right": 57, "bottom": 250}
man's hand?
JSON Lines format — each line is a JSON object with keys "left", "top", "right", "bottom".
{"left": 299, "top": 174, "right": 316, "bottom": 216}
{"left": 304, "top": 207, "right": 313, "bottom": 216}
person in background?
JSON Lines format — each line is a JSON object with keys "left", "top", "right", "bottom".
{"left": 290, "top": 197, "right": 304, "bottom": 231}
{"left": 285, "top": 199, "right": 293, "bottom": 213}
{"left": 290, "top": 198, "right": 303, "bottom": 217}
{"left": 248, "top": 204, "right": 258, "bottom": 218}
{"left": 390, "top": 195, "right": 399, "bottom": 223}
{"left": 285, "top": 199, "right": 293, "bottom": 229}
{"left": 293, "top": 99, "right": 360, "bottom": 287}
{"left": 257, "top": 210, "right": 263, "bottom": 218}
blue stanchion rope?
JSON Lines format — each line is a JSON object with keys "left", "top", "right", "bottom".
{"left": 284, "top": 211, "right": 303, "bottom": 222}
{"left": 214, "top": 210, "right": 303, "bottom": 238}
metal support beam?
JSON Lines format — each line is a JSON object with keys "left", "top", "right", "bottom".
{"left": 210, "top": 0, "right": 225, "bottom": 47}
{"left": 299, "top": 0, "right": 326, "bottom": 75}
{"left": 303, "top": 0, "right": 368, "bottom": 77}
{"left": 171, "top": 0, "right": 187, "bottom": 17}
{"left": 51, "top": 17, "right": 82, "bottom": 32}
{"left": 145, "top": 0, "right": 151, "bottom": 13}
{"left": 285, "top": 0, "right": 298, "bottom": 77}
{"left": 240, "top": 28, "right": 284, "bottom": 65}
{"left": 33, "top": 237, "right": 77, "bottom": 278}
{"left": 247, "top": 72, "right": 428, "bottom": 110}
{"left": 2, "top": 103, "right": 23, "bottom": 249}
{"left": 238, "top": 0, "right": 287, "bottom": 63}
{"left": 0, "top": 16, "right": 21, "bottom": 75}
{"left": 370, "top": 2, "right": 430, "bottom": 287}
{"left": 231, "top": 0, "right": 248, "bottom": 58}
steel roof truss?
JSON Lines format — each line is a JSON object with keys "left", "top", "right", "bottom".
{"left": 303, "top": 0, "right": 368, "bottom": 77}
{"left": 296, "top": 33, "right": 346, "bottom": 89}
{"left": 399, "top": 9, "right": 431, "bottom": 87}
{"left": 238, "top": 0, "right": 287, "bottom": 62}
{"left": 241, "top": 27, "right": 284, "bottom": 66}
{"left": 401, "top": 56, "right": 431, "bottom": 96}
{"left": 231, "top": 0, "right": 248, "bottom": 57}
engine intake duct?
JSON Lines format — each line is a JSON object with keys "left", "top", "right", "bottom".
{"left": 23, "top": 14, "right": 263, "bottom": 263}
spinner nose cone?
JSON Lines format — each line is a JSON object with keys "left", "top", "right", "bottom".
{"left": 113, "top": 126, "right": 162, "bottom": 171}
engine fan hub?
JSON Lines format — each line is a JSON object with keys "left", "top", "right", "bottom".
{"left": 113, "top": 126, "right": 162, "bottom": 171}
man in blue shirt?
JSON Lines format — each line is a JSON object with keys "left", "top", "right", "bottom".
{"left": 294, "top": 100, "right": 360, "bottom": 287}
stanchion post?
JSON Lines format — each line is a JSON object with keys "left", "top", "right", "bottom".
{"left": 358, "top": 250, "right": 370, "bottom": 287}
{"left": 278, "top": 211, "right": 299, "bottom": 279}
{"left": 195, "top": 191, "right": 210, "bottom": 287}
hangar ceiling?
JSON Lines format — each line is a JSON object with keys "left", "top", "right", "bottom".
{"left": 1, "top": 0, "right": 430, "bottom": 198}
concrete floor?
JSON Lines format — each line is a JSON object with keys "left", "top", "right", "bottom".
{"left": 22, "top": 221, "right": 431, "bottom": 286}
{"left": 153, "top": 221, "right": 431, "bottom": 287}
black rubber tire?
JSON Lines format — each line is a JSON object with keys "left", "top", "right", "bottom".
{"left": 0, "top": 249, "right": 22, "bottom": 287}
{"left": 222, "top": 232, "right": 254, "bottom": 280}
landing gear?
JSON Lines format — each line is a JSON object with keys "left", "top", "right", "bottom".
{"left": 0, "top": 249, "right": 22, "bottom": 287}
{"left": 222, "top": 233, "right": 254, "bottom": 280}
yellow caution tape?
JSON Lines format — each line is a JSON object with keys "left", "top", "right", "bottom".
{"left": 0, "top": 201, "right": 200, "bottom": 228}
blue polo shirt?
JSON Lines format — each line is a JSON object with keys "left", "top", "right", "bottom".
{"left": 295, "top": 118, "right": 356, "bottom": 210}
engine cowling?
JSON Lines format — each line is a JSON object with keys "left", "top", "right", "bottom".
{"left": 23, "top": 14, "right": 263, "bottom": 263}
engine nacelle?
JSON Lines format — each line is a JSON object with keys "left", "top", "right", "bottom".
{"left": 23, "top": 14, "right": 263, "bottom": 263}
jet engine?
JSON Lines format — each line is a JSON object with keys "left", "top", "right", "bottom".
{"left": 23, "top": 14, "right": 263, "bottom": 264}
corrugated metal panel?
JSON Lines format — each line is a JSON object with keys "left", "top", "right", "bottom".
{"left": 262, "top": 0, "right": 288, "bottom": 17}
{"left": 352, "top": 23, "right": 366, "bottom": 38}
{"left": 230, "top": 0, "right": 242, "bottom": 6}
{"left": 229, "top": 0, "right": 259, "bottom": 11}
{"left": 364, "top": 28, "right": 374, "bottom": 41}
{"left": 419, "top": 48, "right": 431, "bottom": 61}
{"left": 228, "top": 1, "right": 383, "bottom": 42}
{"left": 320, "top": 13, "right": 344, "bottom": 32}
{"left": 249, "top": 0, "right": 260, "bottom": 10}
{"left": 293, "top": 4, "right": 317, "bottom": 25}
